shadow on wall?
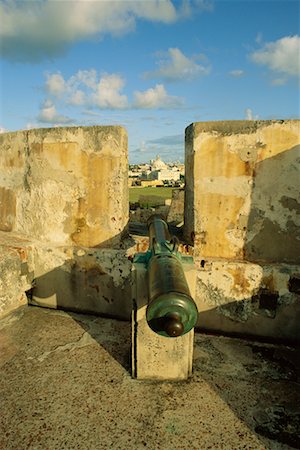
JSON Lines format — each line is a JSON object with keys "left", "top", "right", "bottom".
{"left": 245, "top": 145, "right": 300, "bottom": 264}
{"left": 21, "top": 227, "right": 134, "bottom": 375}
{"left": 196, "top": 290, "right": 300, "bottom": 345}
{"left": 27, "top": 228, "right": 135, "bottom": 322}
{"left": 192, "top": 144, "right": 300, "bottom": 343}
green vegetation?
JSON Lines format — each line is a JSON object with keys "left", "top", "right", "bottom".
{"left": 129, "top": 187, "right": 174, "bottom": 207}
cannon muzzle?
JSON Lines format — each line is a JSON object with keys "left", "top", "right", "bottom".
{"left": 144, "top": 215, "right": 198, "bottom": 338}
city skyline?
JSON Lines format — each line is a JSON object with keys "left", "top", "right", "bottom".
{"left": 0, "top": 0, "right": 299, "bottom": 163}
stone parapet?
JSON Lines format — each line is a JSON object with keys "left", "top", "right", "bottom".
{"left": 194, "top": 258, "right": 300, "bottom": 342}
{"left": 0, "top": 234, "right": 34, "bottom": 317}
{"left": 30, "top": 243, "right": 132, "bottom": 319}
{"left": 0, "top": 126, "right": 128, "bottom": 247}
{"left": 0, "top": 230, "right": 299, "bottom": 342}
{"left": 0, "top": 231, "right": 133, "bottom": 320}
{"left": 184, "top": 120, "right": 300, "bottom": 263}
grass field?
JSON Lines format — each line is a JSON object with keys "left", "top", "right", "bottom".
{"left": 129, "top": 187, "right": 174, "bottom": 206}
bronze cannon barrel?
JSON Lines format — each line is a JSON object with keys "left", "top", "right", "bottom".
{"left": 146, "top": 215, "right": 198, "bottom": 338}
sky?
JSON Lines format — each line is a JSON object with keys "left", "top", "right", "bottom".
{"left": 0, "top": 0, "right": 299, "bottom": 163}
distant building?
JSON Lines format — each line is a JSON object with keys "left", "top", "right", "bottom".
{"left": 128, "top": 155, "right": 184, "bottom": 185}
{"left": 150, "top": 155, "right": 168, "bottom": 171}
{"left": 149, "top": 168, "right": 180, "bottom": 181}
{"left": 149, "top": 155, "right": 180, "bottom": 181}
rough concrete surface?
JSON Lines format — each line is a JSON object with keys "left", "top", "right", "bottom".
{"left": 0, "top": 306, "right": 299, "bottom": 450}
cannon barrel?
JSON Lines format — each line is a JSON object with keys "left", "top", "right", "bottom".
{"left": 146, "top": 215, "right": 198, "bottom": 338}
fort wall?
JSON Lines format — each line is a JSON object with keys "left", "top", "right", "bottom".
{"left": 0, "top": 126, "right": 130, "bottom": 316}
{"left": 0, "top": 126, "right": 128, "bottom": 247}
{"left": 185, "top": 120, "right": 300, "bottom": 340}
{"left": 0, "top": 122, "right": 299, "bottom": 342}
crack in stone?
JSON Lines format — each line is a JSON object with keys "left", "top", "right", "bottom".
{"left": 37, "top": 331, "right": 94, "bottom": 362}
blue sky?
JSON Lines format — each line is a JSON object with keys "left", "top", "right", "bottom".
{"left": 0, "top": 0, "right": 299, "bottom": 163}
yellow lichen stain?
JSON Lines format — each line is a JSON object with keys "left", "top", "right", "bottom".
{"left": 227, "top": 267, "right": 251, "bottom": 296}
{"left": 258, "top": 125, "right": 300, "bottom": 162}
{"left": 197, "top": 193, "right": 245, "bottom": 259}
{"left": 70, "top": 155, "right": 120, "bottom": 247}
{"left": 30, "top": 143, "right": 43, "bottom": 155}
{"left": 1, "top": 156, "right": 23, "bottom": 169}
{"left": 0, "top": 187, "right": 16, "bottom": 231}
{"left": 194, "top": 136, "right": 251, "bottom": 178}
{"left": 41, "top": 142, "right": 89, "bottom": 176}
{"left": 31, "top": 141, "right": 124, "bottom": 247}
{"left": 0, "top": 149, "right": 24, "bottom": 169}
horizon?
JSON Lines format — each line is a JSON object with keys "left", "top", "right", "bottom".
{"left": 0, "top": 0, "right": 299, "bottom": 164}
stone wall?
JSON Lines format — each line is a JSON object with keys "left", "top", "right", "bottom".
{"left": 0, "top": 234, "right": 34, "bottom": 317}
{"left": 167, "top": 189, "right": 184, "bottom": 224}
{"left": 0, "top": 126, "right": 128, "bottom": 247}
{"left": 1, "top": 121, "right": 299, "bottom": 342}
{"left": 185, "top": 120, "right": 300, "bottom": 341}
{"left": 0, "top": 126, "right": 130, "bottom": 317}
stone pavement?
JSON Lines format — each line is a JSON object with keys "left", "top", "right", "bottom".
{"left": 0, "top": 306, "right": 299, "bottom": 450}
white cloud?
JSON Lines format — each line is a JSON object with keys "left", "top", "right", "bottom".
{"left": 181, "top": 0, "right": 214, "bottom": 15}
{"left": 0, "top": 1, "right": 207, "bottom": 62}
{"left": 45, "top": 70, "right": 128, "bottom": 109}
{"left": 68, "top": 90, "right": 86, "bottom": 106}
{"left": 144, "top": 47, "right": 210, "bottom": 81}
{"left": 37, "top": 100, "right": 73, "bottom": 124}
{"left": 43, "top": 70, "right": 185, "bottom": 110}
{"left": 245, "top": 108, "right": 259, "bottom": 121}
{"left": 46, "top": 73, "right": 66, "bottom": 97}
{"left": 72, "top": 70, "right": 98, "bottom": 90}
{"left": 92, "top": 74, "right": 128, "bottom": 109}
{"left": 133, "top": 84, "right": 184, "bottom": 108}
{"left": 0, "top": 126, "right": 7, "bottom": 134}
{"left": 251, "top": 35, "right": 300, "bottom": 78}
{"left": 46, "top": 69, "right": 97, "bottom": 99}
{"left": 229, "top": 70, "right": 245, "bottom": 77}
{"left": 133, "top": 133, "right": 184, "bottom": 162}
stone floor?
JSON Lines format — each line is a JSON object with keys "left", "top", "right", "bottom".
{"left": 0, "top": 306, "right": 299, "bottom": 450}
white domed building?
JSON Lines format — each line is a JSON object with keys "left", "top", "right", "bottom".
{"left": 149, "top": 155, "right": 180, "bottom": 182}
{"left": 151, "top": 155, "right": 168, "bottom": 171}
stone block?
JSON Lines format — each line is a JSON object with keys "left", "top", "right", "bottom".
{"left": 132, "top": 262, "right": 195, "bottom": 381}
{"left": 185, "top": 120, "right": 300, "bottom": 263}
{"left": 167, "top": 188, "right": 184, "bottom": 224}
{"left": 0, "top": 234, "right": 34, "bottom": 318}
{"left": 30, "top": 244, "right": 132, "bottom": 319}
{"left": 194, "top": 259, "right": 300, "bottom": 342}
{"left": 0, "top": 126, "right": 128, "bottom": 247}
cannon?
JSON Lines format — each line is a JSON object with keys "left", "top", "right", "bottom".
{"left": 134, "top": 215, "right": 198, "bottom": 337}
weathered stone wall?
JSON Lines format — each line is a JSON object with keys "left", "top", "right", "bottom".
{"left": 0, "top": 233, "right": 34, "bottom": 317}
{"left": 0, "top": 126, "right": 130, "bottom": 317}
{"left": 30, "top": 243, "right": 133, "bottom": 319}
{"left": 185, "top": 120, "right": 299, "bottom": 262}
{"left": 185, "top": 120, "right": 300, "bottom": 341}
{"left": 0, "top": 230, "right": 135, "bottom": 320}
{"left": 129, "top": 205, "right": 170, "bottom": 223}
{"left": 0, "top": 126, "right": 128, "bottom": 247}
{"left": 196, "top": 260, "right": 300, "bottom": 341}
{"left": 167, "top": 189, "right": 184, "bottom": 224}
{"left": 1, "top": 121, "right": 299, "bottom": 343}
